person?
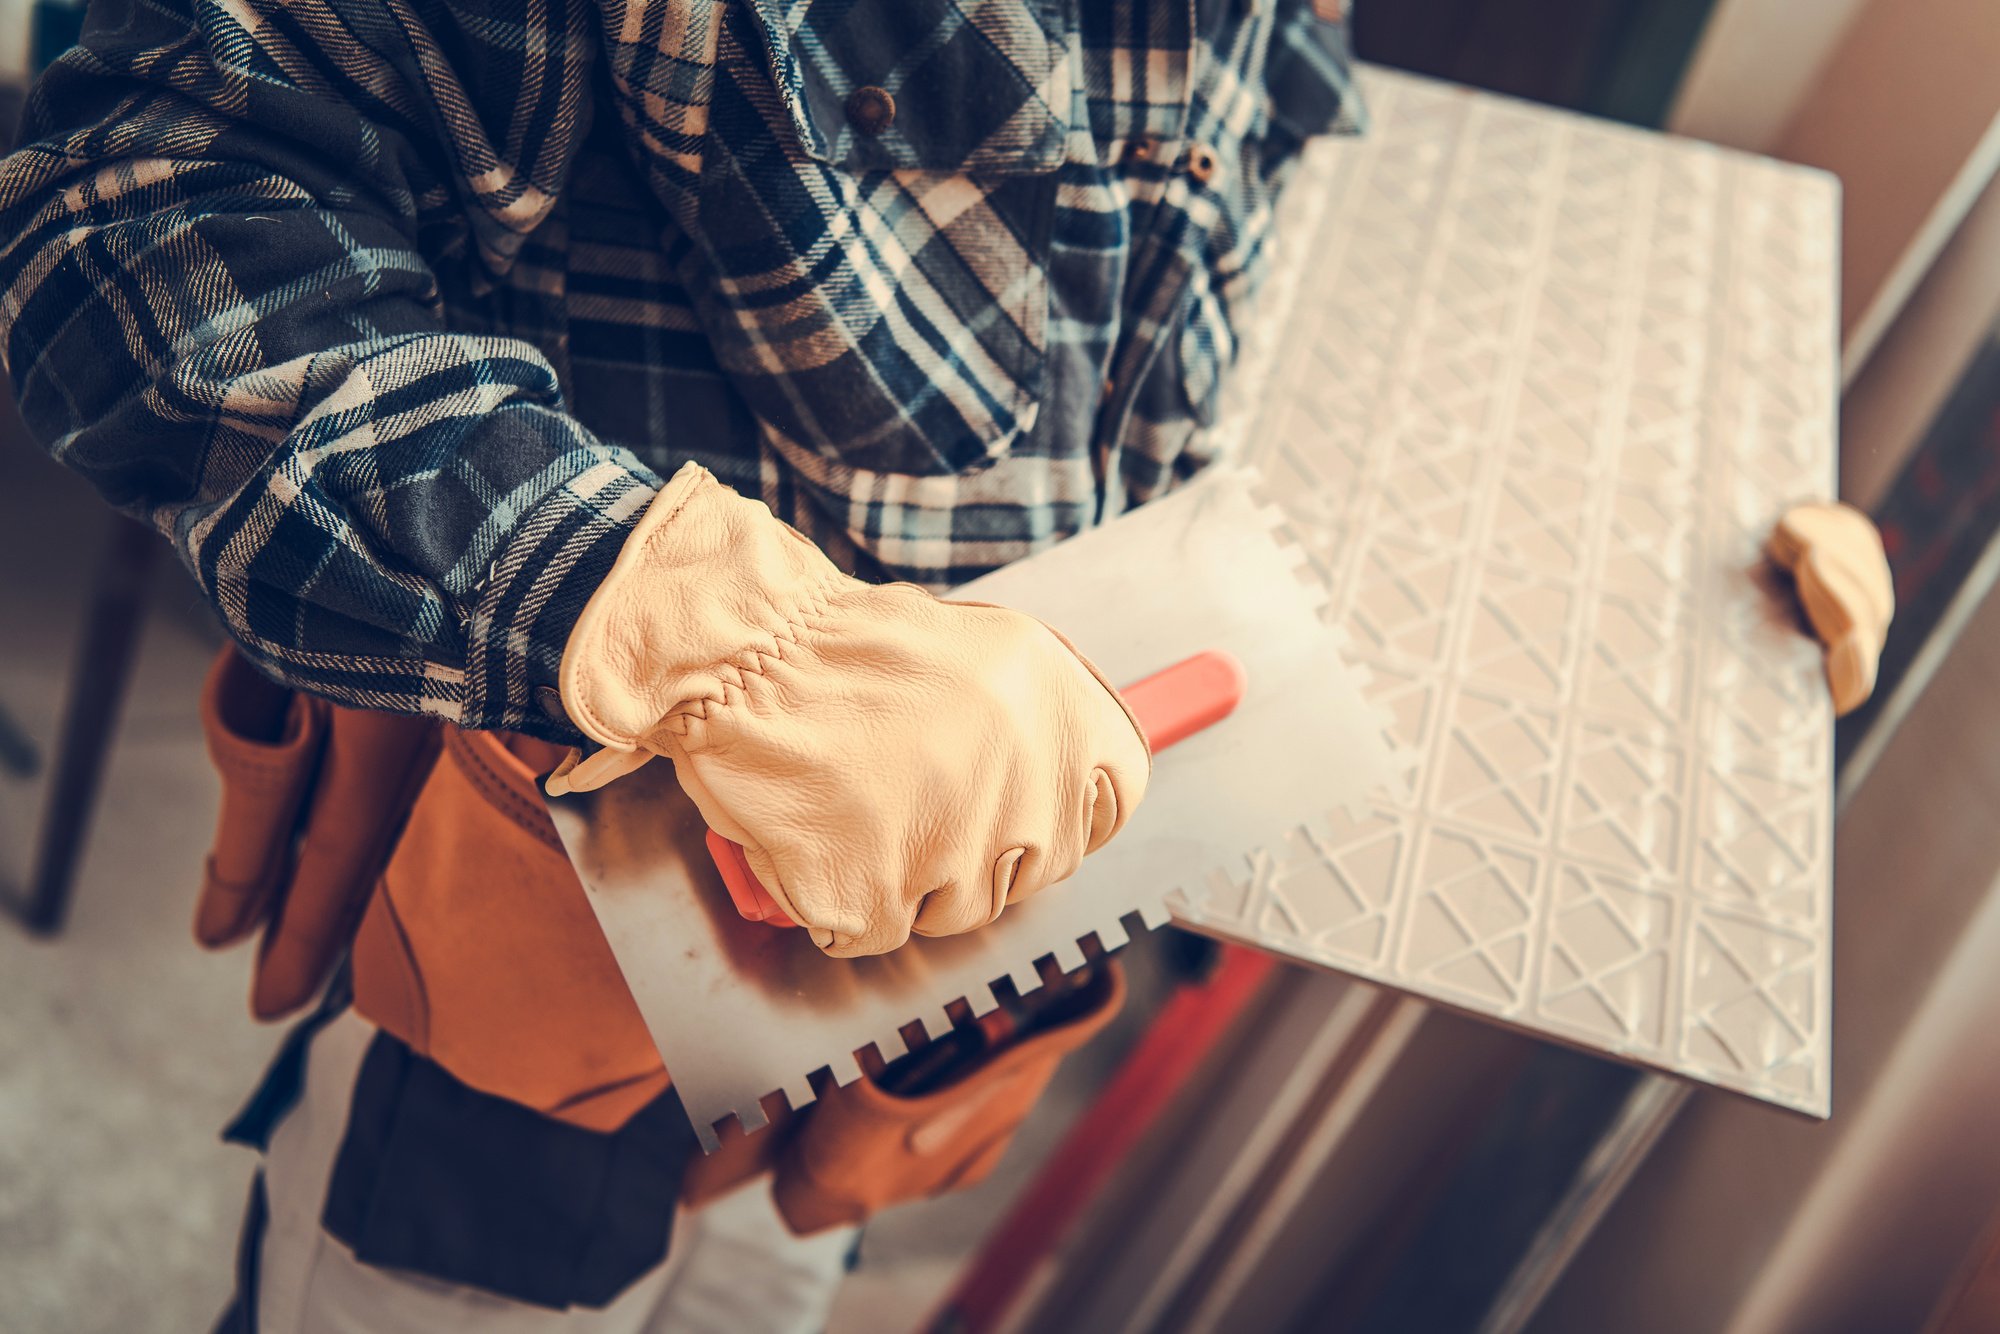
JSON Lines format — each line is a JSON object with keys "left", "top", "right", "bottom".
{"left": 0, "top": 0, "right": 1368, "bottom": 1326}
{"left": 0, "top": 0, "right": 1885, "bottom": 1328}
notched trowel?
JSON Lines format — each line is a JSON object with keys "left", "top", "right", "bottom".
{"left": 545, "top": 465, "right": 1404, "bottom": 1151}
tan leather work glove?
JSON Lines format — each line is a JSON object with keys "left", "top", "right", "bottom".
{"left": 1768, "top": 501, "right": 1894, "bottom": 716}
{"left": 547, "top": 462, "right": 1151, "bottom": 957}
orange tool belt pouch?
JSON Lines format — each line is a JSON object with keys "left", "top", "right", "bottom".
{"left": 773, "top": 960, "right": 1125, "bottom": 1235}
{"left": 197, "top": 643, "right": 1124, "bottom": 1229}
{"left": 196, "top": 647, "right": 441, "bottom": 1022}
{"left": 195, "top": 648, "right": 326, "bottom": 953}
{"left": 348, "top": 723, "right": 672, "bottom": 1132}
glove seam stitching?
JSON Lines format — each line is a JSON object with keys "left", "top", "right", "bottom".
{"left": 667, "top": 574, "right": 844, "bottom": 732}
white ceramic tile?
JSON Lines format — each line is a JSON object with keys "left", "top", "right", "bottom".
{"left": 1177, "top": 70, "right": 1838, "bottom": 1115}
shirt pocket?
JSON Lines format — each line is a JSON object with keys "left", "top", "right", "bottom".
{"left": 685, "top": 0, "right": 1072, "bottom": 477}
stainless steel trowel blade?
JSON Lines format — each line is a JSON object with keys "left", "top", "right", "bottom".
{"left": 546, "top": 465, "right": 1403, "bottom": 1150}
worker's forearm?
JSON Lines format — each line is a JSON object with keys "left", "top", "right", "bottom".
{"left": 0, "top": 34, "right": 663, "bottom": 741}
{"left": 0, "top": 189, "right": 662, "bottom": 738}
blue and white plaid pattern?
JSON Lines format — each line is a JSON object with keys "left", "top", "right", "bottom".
{"left": 0, "top": 0, "right": 1360, "bottom": 741}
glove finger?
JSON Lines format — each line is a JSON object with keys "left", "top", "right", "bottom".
{"left": 1002, "top": 841, "right": 1061, "bottom": 907}
{"left": 1036, "top": 619, "right": 1152, "bottom": 772}
{"left": 546, "top": 744, "right": 652, "bottom": 795}
{"left": 761, "top": 850, "right": 893, "bottom": 956}
{"left": 912, "top": 850, "right": 1023, "bottom": 937}
{"left": 1014, "top": 801, "right": 1089, "bottom": 907}
{"left": 728, "top": 839, "right": 831, "bottom": 949}
{"left": 1816, "top": 543, "right": 1894, "bottom": 630}
{"left": 1058, "top": 643, "right": 1150, "bottom": 855}
{"left": 1776, "top": 503, "right": 1894, "bottom": 628}
{"left": 1085, "top": 767, "right": 1123, "bottom": 854}
{"left": 815, "top": 898, "right": 914, "bottom": 957}
{"left": 1794, "top": 551, "right": 1858, "bottom": 644}
{"left": 670, "top": 756, "right": 833, "bottom": 947}
{"left": 1825, "top": 629, "right": 1880, "bottom": 717}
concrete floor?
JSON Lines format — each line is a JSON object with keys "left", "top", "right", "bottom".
{"left": 0, "top": 441, "right": 1151, "bottom": 1331}
{"left": 0, "top": 449, "right": 268, "bottom": 1333}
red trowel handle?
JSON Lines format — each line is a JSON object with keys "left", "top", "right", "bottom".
{"left": 706, "top": 649, "right": 1247, "bottom": 929}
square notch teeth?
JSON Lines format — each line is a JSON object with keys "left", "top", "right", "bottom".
{"left": 1052, "top": 938, "right": 1088, "bottom": 975}
{"left": 782, "top": 1078, "right": 818, "bottom": 1113}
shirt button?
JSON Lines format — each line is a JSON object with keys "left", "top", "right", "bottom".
{"left": 847, "top": 85, "right": 896, "bottom": 135}
{"left": 1125, "top": 136, "right": 1162, "bottom": 164}
{"left": 1186, "top": 142, "right": 1221, "bottom": 185}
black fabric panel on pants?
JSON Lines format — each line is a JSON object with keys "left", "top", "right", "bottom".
{"left": 211, "top": 1172, "right": 268, "bottom": 1334}
{"left": 321, "top": 1031, "right": 700, "bottom": 1311}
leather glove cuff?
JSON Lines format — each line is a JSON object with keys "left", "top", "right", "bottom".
{"left": 556, "top": 462, "right": 847, "bottom": 761}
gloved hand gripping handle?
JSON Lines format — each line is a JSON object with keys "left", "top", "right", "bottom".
{"left": 707, "top": 650, "right": 1247, "bottom": 929}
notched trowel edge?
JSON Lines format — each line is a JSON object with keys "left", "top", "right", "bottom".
{"left": 549, "top": 465, "right": 1411, "bottom": 1152}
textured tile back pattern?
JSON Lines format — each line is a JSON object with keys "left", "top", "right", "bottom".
{"left": 1178, "top": 70, "right": 1839, "bottom": 1115}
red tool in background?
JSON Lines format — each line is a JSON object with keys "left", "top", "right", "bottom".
{"left": 705, "top": 649, "right": 1250, "bottom": 929}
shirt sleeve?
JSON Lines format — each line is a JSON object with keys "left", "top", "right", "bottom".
{"left": 0, "top": 0, "right": 661, "bottom": 743}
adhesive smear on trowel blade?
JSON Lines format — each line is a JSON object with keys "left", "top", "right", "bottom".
{"left": 545, "top": 466, "right": 1407, "bottom": 1153}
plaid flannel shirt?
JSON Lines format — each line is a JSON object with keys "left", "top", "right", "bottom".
{"left": 0, "top": 0, "right": 1360, "bottom": 742}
